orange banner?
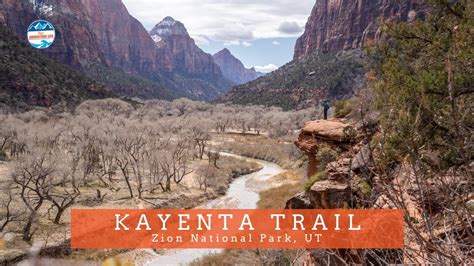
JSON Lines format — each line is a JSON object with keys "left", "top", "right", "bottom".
{"left": 71, "top": 209, "right": 403, "bottom": 249}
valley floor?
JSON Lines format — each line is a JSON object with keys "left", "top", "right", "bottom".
{"left": 0, "top": 132, "right": 302, "bottom": 265}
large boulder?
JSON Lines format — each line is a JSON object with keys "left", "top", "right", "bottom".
{"left": 308, "top": 180, "right": 351, "bottom": 209}
{"left": 326, "top": 157, "right": 352, "bottom": 181}
{"left": 295, "top": 120, "right": 352, "bottom": 153}
{"left": 302, "top": 120, "right": 349, "bottom": 141}
{"left": 285, "top": 192, "right": 315, "bottom": 209}
{"left": 351, "top": 144, "right": 372, "bottom": 173}
{"left": 294, "top": 119, "right": 352, "bottom": 177}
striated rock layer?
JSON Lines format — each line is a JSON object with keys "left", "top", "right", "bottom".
{"left": 294, "top": 0, "right": 427, "bottom": 59}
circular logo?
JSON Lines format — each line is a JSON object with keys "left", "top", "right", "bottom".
{"left": 27, "top": 20, "right": 55, "bottom": 49}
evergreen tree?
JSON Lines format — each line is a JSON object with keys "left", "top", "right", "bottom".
{"left": 372, "top": 0, "right": 473, "bottom": 170}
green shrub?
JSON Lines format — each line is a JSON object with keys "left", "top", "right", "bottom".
{"left": 371, "top": 133, "right": 402, "bottom": 172}
{"left": 334, "top": 100, "right": 352, "bottom": 118}
{"left": 315, "top": 144, "right": 339, "bottom": 170}
{"left": 358, "top": 178, "right": 372, "bottom": 195}
{"left": 342, "top": 126, "right": 357, "bottom": 143}
{"left": 304, "top": 171, "right": 327, "bottom": 191}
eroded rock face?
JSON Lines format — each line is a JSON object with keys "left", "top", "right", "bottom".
{"left": 326, "top": 158, "right": 351, "bottom": 181}
{"left": 285, "top": 180, "right": 351, "bottom": 210}
{"left": 308, "top": 180, "right": 351, "bottom": 209}
{"left": 351, "top": 144, "right": 372, "bottom": 173}
{"left": 285, "top": 192, "right": 314, "bottom": 209}
{"left": 290, "top": 119, "right": 361, "bottom": 211}
{"left": 294, "top": 0, "right": 427, "bottom": 59}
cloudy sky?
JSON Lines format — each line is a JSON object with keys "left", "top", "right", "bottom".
{"left": 122, "top": 0, "right": 315, "bottom": 73}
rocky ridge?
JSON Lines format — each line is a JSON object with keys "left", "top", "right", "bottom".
{"left": 292, "top": 120, "right": 356, "bottom": 209}
{"left": 222, "top": 51, "right": 364, "bottom": 110}
{"left": 287, "top": 116, "right": 470, "bottom": 264}
{"left": 288, "top": 119, "right": 389, "bottom": 263}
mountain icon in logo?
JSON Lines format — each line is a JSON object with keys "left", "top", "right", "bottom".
{"left": 28, "top": 20, "right": 54, "bottom": 32}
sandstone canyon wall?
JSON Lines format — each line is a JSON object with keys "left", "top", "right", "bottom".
{"left": 0, "top": 0, "right": 234, "bottom": 100}
{"left": 224, "top": 0, "right": 427, "bottom": 109}
{"left": 0, "top": 0, "right": 156, "bottom": 74}
{"left": 294, "top": 0, "right": 427, "bottom": 59}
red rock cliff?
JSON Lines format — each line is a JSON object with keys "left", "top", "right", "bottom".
{"left": 0, "top": 0, "right": 157, "bottom": 75}
{"left": 294, "top": 0, "right": 427, "bottom": 59}
{"left": 0, "top": 0, "right": 233, "bottom": 100}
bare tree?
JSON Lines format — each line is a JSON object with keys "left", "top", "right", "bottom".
{"left": 13, "top": 152, "right": 55, "bottom": 241}
{"left": 0, "top": 187, "right": 23, "bottom": 232}
{"left": 144, "top": 133, "right": 167, "bottom": 193}
{"left": 195, "top": 165, "right": 219, "bottom": 191}
{"left": 116, "top": 145, "right": 134, "bottom": 198}
{"left": 160, "top": 140, "right": 193, "bottom": 191}
{"left": 172, "top": 98, "right": 196, "bottom": 117}
{"left": 214, "top": 113, "right": 232, "bottom": 133}
{"left": 190, "top": 125, "right": 210, "bottom": 159}
{"left": 251, "top": 108, "right": 264, "bottom": 135}
{"left": 0, "top": 128, "right": 15, "bottom": 158}
{"left": 46, "top": 154, "right": 81, "bottom": 224}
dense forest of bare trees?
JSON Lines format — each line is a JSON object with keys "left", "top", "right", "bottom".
{"left": 0, "top": 98, "right": 315, "bottom": 241}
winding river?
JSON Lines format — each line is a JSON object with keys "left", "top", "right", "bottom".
{"left": 144, "top": 152, "right": 284, "bottom": 265}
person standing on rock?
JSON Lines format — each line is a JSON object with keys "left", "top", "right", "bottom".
{"left": 323, "top": 100, "right": 331, "bottom": 120}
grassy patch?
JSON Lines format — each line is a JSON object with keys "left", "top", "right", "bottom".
{"left": 304, "top": 171, "right": 327, "bottom": 191}
{"left": 257, "top": 183, "right": 302, "bottom": 209}
{"left": 256, "top": 169, "right": 304, "bottom": 209}
{"left": 217, "top": 133, "right": 302, "bottom": 169}
{"left": 358, "top": 178, "right": 372, "bottom": 195}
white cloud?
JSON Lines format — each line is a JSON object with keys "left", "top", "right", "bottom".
{"left": 212, "top": 26, "right": 254, "bottom": 42}
{"left": 242, "top": 41, "right": 252, "bottom": 47}
{"left": 272, "top": 41, "right": 281, "bottom": 45}
{"left": 223, "top": 40, "right": 241, "bottom": 46}
{"left": 223, "top": 40, "right": 252, "bottom": 47}
{"left": 253, "top": 64, "right": 279, "bottom": 73}
{"left": 191, "top": 35, "right": 210, "bottom": 45}
{"left": 278, "top": 21, "right": 303, "bottom": 34}
{"left": 122, "top": 0, "right": 314, "bottom": 43}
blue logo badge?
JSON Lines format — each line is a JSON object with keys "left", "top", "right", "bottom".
{"left": 27, "top": 20, "right": 56, "bottom": 49}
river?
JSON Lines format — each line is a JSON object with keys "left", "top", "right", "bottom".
{"left": 144, "top": 152, "right": 284, "bottom": 265}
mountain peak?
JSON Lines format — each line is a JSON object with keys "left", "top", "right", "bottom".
{"left": 213, "top": 49, "right": 262, "bottom": 85}
{"left": 150, "top": 16, "right": 188, "bottom": 40}
{"left": 162, "top": 16, "right": 176, "bottom": 23}
{"left": 219, "top": 48, "right": 231, "bottom": 54}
